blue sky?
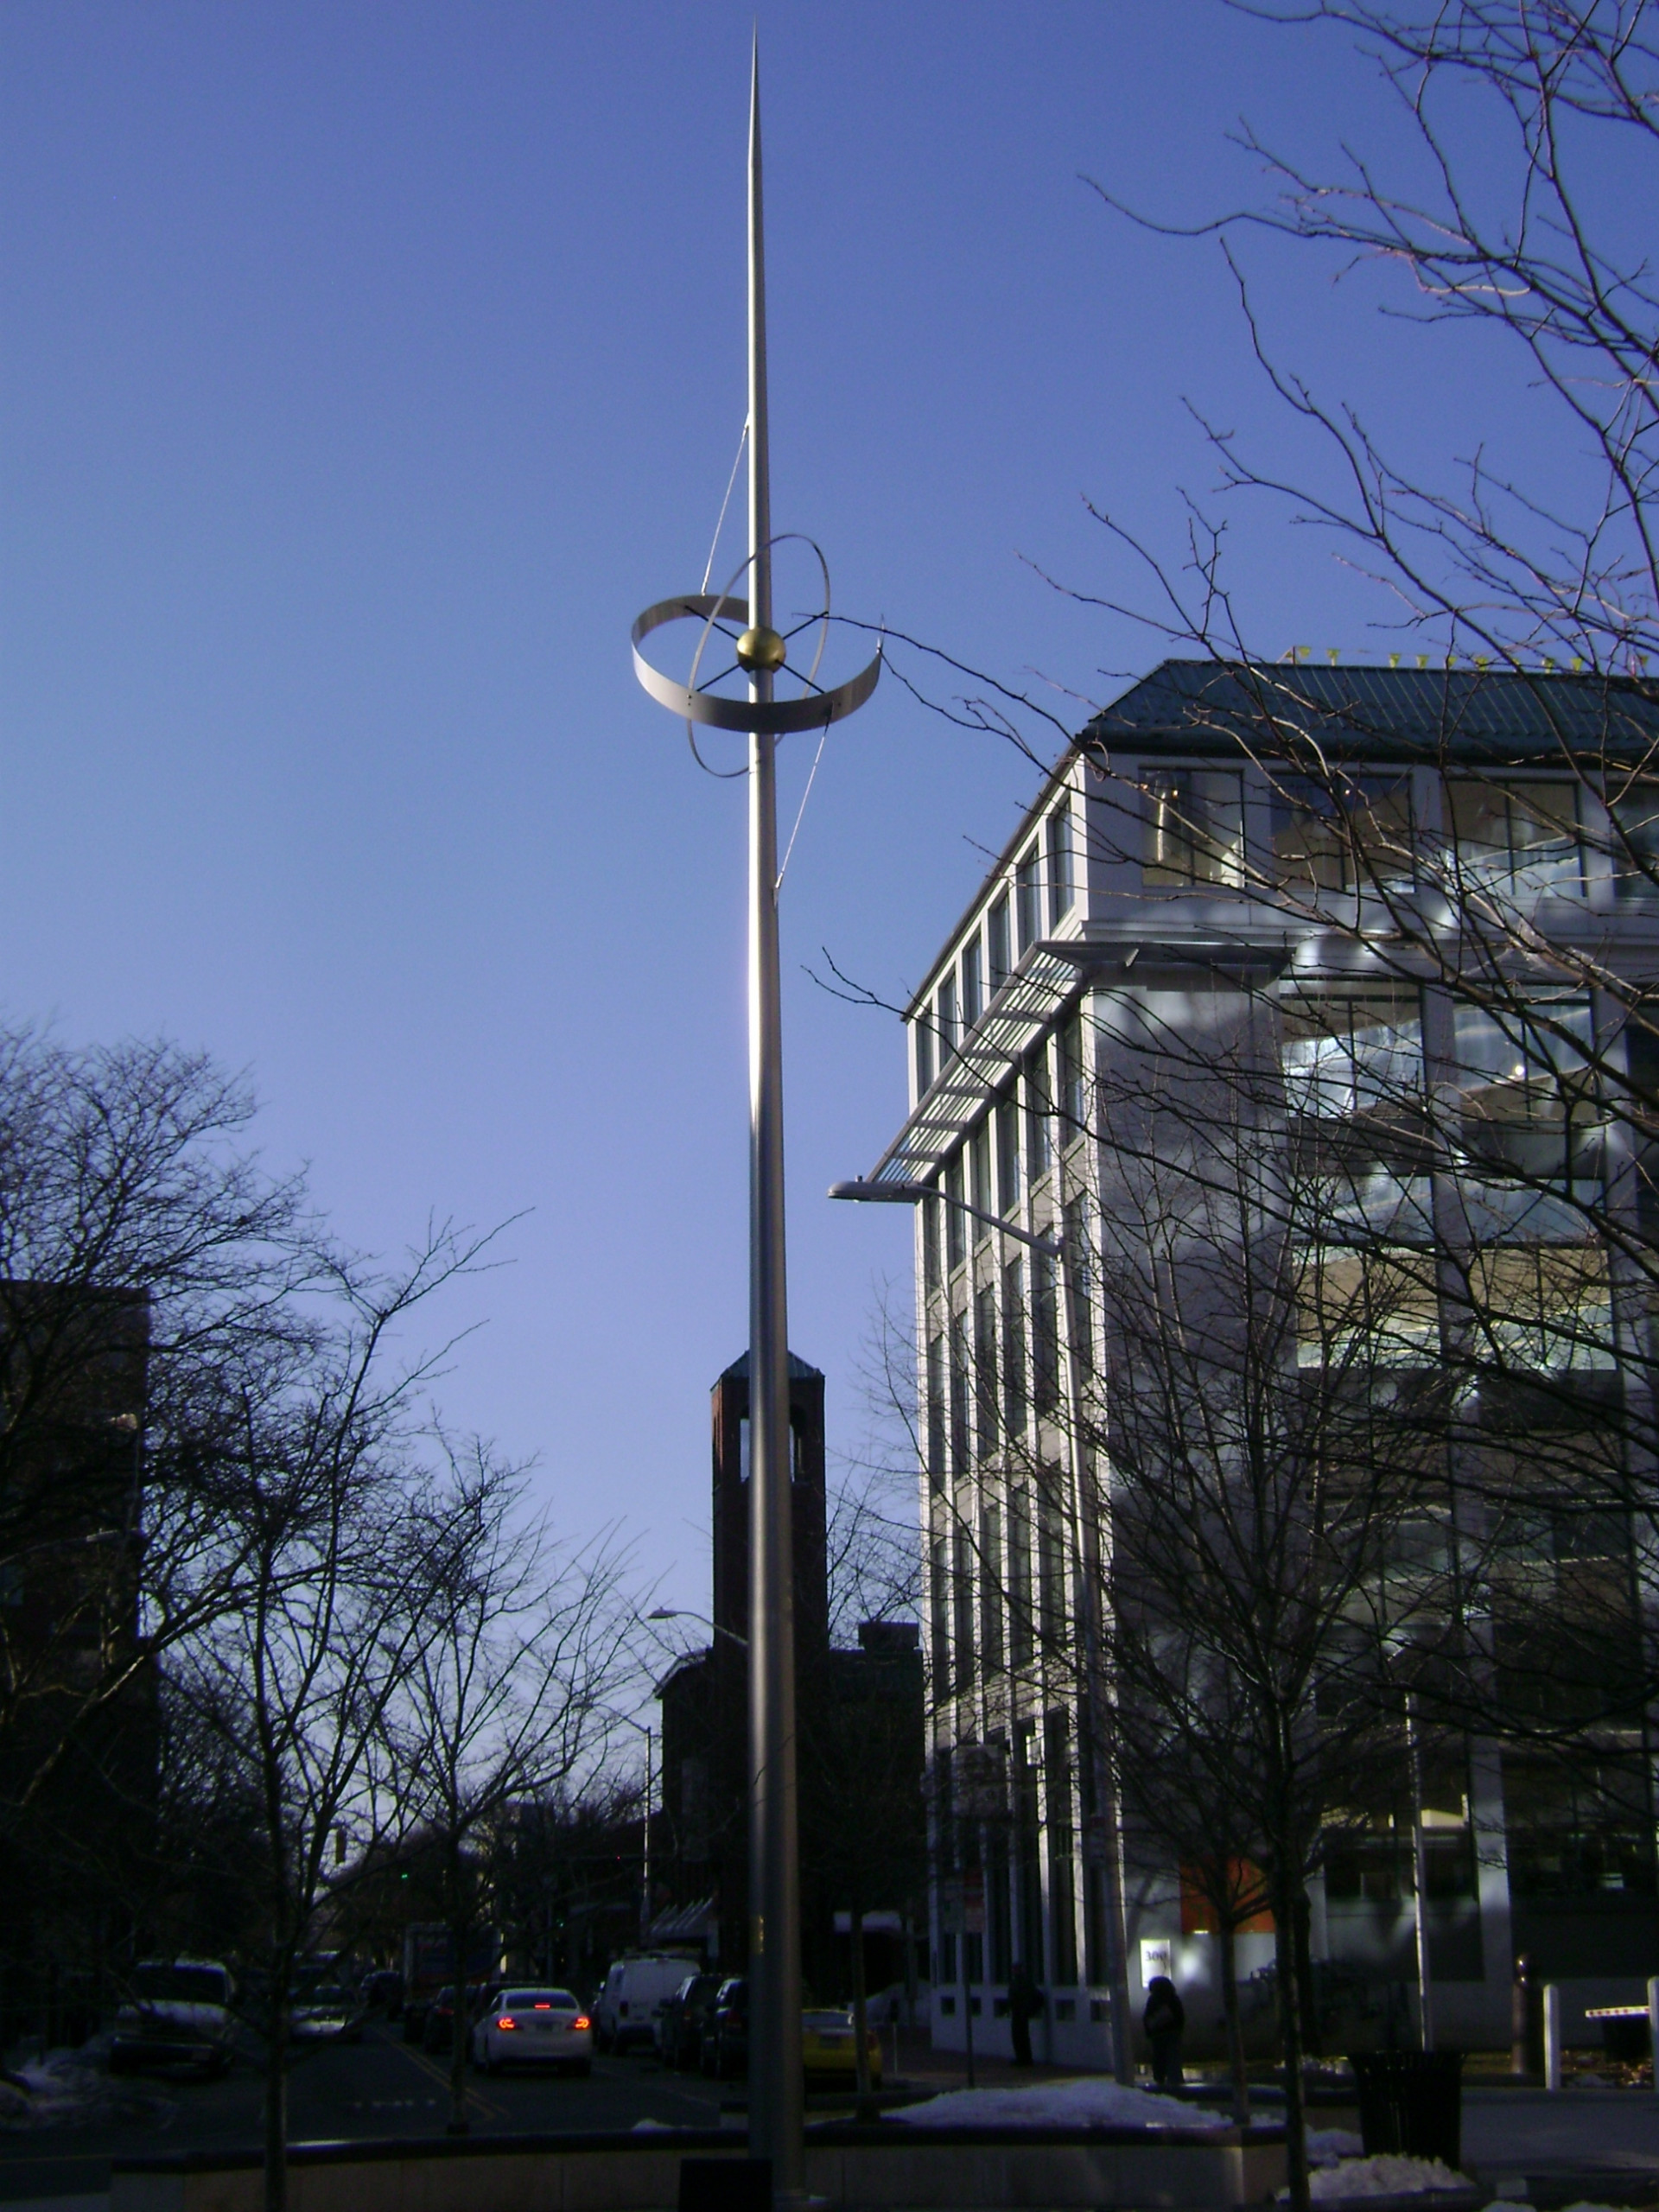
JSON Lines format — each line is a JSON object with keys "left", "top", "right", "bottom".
{"left": 0, "top": 3, "right": 1558, "bottom": 1624}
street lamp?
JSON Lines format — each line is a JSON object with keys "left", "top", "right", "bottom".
{"left": 648, "top": 1605, "right": 750, "bottom": 1651}
{"left": 612, "top": 1713, "right": 656, "bottom": 1949}
{"left": 829, "top": 1176, "right": 1136, "bottom": 2084}
{"left": 629, "top": 47, "right": 880, "bottom": 2209}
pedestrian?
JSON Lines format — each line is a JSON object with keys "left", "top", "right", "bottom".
{"left": 1007, "top": 1962, "right": 1042, "bottom": 2068}
{"left": 1143, "top": 1974, "right": 1185, "bottom": 2091}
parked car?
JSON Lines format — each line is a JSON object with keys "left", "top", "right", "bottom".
{"left": 801, "top": 2007, "right": 882, "bottom": 2086}
{"left": 702, "top": 1976, "right": 747, "bottom": 2079}
{"left": 594, "top": 1953, "right": 699, "bottom": 2055}
{"left": 111, "top": 1959, "right": 237, "bottom": 2077}
{"left": 359, "top": 1969, "right": 403, "bottom": 2018}
{"left": 290, "top": 1985, "right": 363, "bottom": 2044}
{"left": 658, "top": 1972, "right": 723, "bottom": 2071}
{"left": 471, "top": 1986, "right": 592, "bottom": 2077}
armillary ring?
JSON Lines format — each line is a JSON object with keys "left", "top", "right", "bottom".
{"left": 632, "top": 535, "right": 881, "bottom": 748}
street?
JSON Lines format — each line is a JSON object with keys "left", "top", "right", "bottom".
{"left": 0, "top": 2024, "right": 734, "bottom": 2202}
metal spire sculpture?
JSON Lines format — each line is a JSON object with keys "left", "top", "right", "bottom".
{"left": 631, "top": 39, "right": 879, "bottom": 2209}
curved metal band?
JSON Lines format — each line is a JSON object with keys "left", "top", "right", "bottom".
{"left": 632, "top": 592, "right": 881, "bottom": 734}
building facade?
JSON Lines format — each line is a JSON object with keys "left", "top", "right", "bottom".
{"left": 864, "top": 660, "right": 1659, "bottom": 2064}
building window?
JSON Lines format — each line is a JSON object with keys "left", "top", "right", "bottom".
{"left": 1025, "top": 1042, "right": 1052, "bottom": 1182}
{"left": 1607, "top": 775, "right": 1659, "bottom": 899}
{"left": 1272, "top": 772, "right": 1413, "bottom": 894}
{"left": 970, "top": 1118, "right": 995, "bottom": 1239}
{"left": 1017, "top": 843, "right": 1042, "bottom": 951}
{"left": 950, "top": 1313, "right": 971, "bottom": 1471}
{"left": 1008, "top": 1490, "right": 1033, "bottom": 1669}
{"left": 1057, "top": 1007, "right": 1086, "bottom": 1137}
{"left": 938, "top": 973, "right": 959, "bottom": 1057}
{"left": 1293, "top": 1246, "right": 1442, "bottom": 1372}
{"left": 1280, "top": 986, "right": 1424, "bottom": 1125}
{"left": 1453, "top": 996, "right": 1593, "bottom": 1137}
{"left": 930, "top": 1536, "right": 950, "bottom": 1700}
{"left": 975, "top": 1284, "right": 998, "bottom": 1458}
{"left": 1143, "top": 768, "right": 1245, "bottom": 887}
{"left": 962, "top": 934, "right": 983, "bottom": 1029}
{"left": 988, "top": 892, "right": 1012, "bottom": 990}
{"left": 1047, "top": 802, "right": 1076, "bottom": 925}
{"left": 1037, "top": 1472, "right": 1068, "bottom": 1654}
{"left": 996, "top": 1097, "right": 1020, "bottom": 1215}
{"left": 922, "top": 1192, "right": 941, "bottom": 1292}
{"left": 1046, "top": 1709, "right": 1078, "bottom": 1986}
{"left": 1033, "top": 1248, "right": 1060, "bottom": 1414}
{"left": 1446, "top": 779, "right": 1584, "bottom": 894}
{"left": 925, "top": 1334, "right": 946, "bottom": 1489}
{"left": 1015, "top": 1720, "right": 1043, "bottom": 1972}
{"left": 981, "top": 1504, "right": 1005, "bottom": 1676}
{"left": 1064, "top": 1194, "right": 1093, "bottom": 1376}
{"left": 1002, "top": 1259, "right": 1027, "bottom": 1435}
{"left": 945, "top": 1154, "right": 966, "bottom": 1273}
{"left": 914, "top": 1020, "right": 934, "bottom": 1101}
{"left": 953, "top": 1529, "right": 976, "bottom": 1694}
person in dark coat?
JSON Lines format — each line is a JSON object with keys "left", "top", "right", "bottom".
{"left": 1143, "top": 1974, "right": 1185, "bottom": 2090}
{"left": 1007, "top": 1963, "right": 1042, "bottom": 2067}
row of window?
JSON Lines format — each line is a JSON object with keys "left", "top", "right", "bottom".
{"left": 914, "top": 801, "right": 1077, "bottom": 1098}
{"left": 1144, "top": 767, "right": 1644, "bottom": 899}
{"left": 929, "top": 1256, "right": 1071, "bottom": 1478}
{"left": 921, "top": 1014, "right": 1087, "bottom": 1293}
{"left": 932, "top": 1713, "right": 1089, "bottom": 1988}
{"left": 923, "top": 986, "right": 1598, "bottom": 1310}
{"left": 927, "top": 1474, "right": 1072, "bottom": 1700}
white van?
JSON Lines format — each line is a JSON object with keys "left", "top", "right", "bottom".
{"left": 595, "top": 1953, "right": 698, "bottom": 2055}
{"left": 111, "top": 1958, "right": 236, "bottom": 2075}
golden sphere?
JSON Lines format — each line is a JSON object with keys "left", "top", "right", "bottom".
{"left": 735, "top": 624, "right": 787, "bottom": 674}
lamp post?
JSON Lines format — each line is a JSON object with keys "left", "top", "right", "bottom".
{"left": 613, "top": 1713, "right": 656, "bottom": 1949}
{"left": 631, "top": 49, "right": 880, "bottom": 2199}
{"left": 829, "top": 1177, "right": 1136, "bottom": 2085}
{"left": 648, "top": 1605, "right": 751, "bottom": 1651}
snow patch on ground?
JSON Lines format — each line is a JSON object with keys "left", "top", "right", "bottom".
{"left": 0, "top": 2050, "right": 172, "bottom": 2132}
{"left": 1308, "top": 2130, "right": 1367, "bottom": 2167}
{"left": 889, "top": 2078, "right": 1231, "bottom": 2130}
{"left": 1296, "top": 2154, "right": 1469, "bottom": 2198}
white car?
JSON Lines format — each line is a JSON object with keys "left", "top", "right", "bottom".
{"left": 290, "top": 1985, "right": 363, "bottom": 2043}
{"left": 472, "top": 1986, "right": 592, "bottom": 2076}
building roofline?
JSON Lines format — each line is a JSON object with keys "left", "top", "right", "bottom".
{"left": 899, "top": 657, "right": 1659, "bottom": 1020}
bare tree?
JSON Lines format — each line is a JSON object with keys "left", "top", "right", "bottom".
{"left": 166, "top": 1225, "right": 503, "bottom": 2212}
{"left": 391, "top": 1454, "right": 635, "bottom": 2132}
{"left": 0, "top": 1028, "right": 319, "bottom": 1861}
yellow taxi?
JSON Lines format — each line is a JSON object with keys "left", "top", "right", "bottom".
{"left": 801, "top": 2007, "right": 882, "bottom": 2086}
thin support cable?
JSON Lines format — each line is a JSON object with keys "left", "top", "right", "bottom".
{"left": 776, "top": 721, "right": 830, "bottom": 894}
{"left": 701, "top": 419, "right": 750, "bottom": 597}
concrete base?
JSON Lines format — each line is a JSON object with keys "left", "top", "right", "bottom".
{"left": 112, "top": 2122, "right": 1287, "bottom": 2212}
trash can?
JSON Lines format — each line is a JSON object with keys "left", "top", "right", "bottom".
{"left": 1350, "top": 2050, "right": 1465, "bottom": 2169}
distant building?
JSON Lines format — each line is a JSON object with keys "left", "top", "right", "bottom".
{"left": 655, "top": 1351, "right": 925, "bottom": 1998}
{"left": 0, "top": 1283, "right": 154, "bottom": 2046}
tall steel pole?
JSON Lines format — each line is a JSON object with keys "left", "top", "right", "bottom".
{"left": 745, "top": 39, "right": 804, "bottom": 2208}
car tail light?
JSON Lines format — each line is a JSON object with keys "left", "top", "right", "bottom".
{"left": 496, "top": 2017, "right": 518, "bottom": 2031}
{"left": 572, "top": 2015, "right": 590, "bottom": 2031}
{"left": 533, "top": 2001, "right": 550, "bottom": 2009}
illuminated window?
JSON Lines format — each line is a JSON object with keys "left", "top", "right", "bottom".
{"left": 1143, "top": 769, "right": 1245, "bottom": 887}
{"left": 1446, "top": 779, "right": 1583, "bottom": 894}
{"left": 988, "top": 892, "right": 1012, "bottom": 988}
{"left": 1047, "top": 802, "right": 1076, "bottom": 924}
{"left": 1272, "top": 772, "right": 1412, "bottom": 894}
